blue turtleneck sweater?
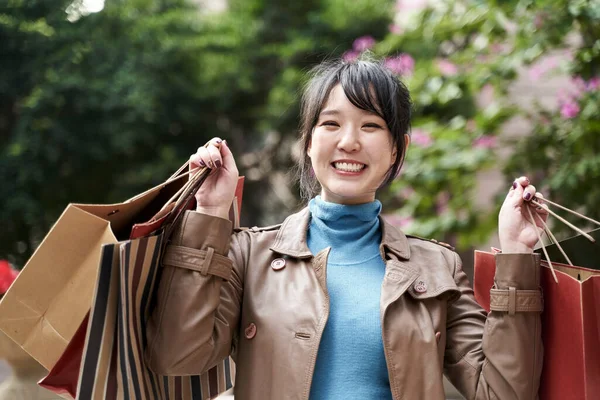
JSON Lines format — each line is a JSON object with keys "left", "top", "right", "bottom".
{"left": 307, "top": 196, "right": 392, "bottom": 400}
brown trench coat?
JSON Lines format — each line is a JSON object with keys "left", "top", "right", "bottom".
{"left": 145, "top": 207, "right": 543, "bottom": 400}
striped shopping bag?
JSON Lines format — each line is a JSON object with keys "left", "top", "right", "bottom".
{"left": 77, "top": 235, "right": 235, "bottom": 399}
{"left": 75, "top": 162, "right": 238, "bottom": 399}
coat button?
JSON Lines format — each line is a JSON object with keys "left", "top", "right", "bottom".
{"left": 245, "top": 323, "right": 257, "bottom": 339}
{"left": 271, "top": 258, "right": 286, "bottom": 271}
{"left": 414, "top": 280, "right": 427, "bottom": 293}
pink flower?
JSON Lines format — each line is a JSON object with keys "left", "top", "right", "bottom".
{"left": 560, "top": 99, "right": 580, "bottom": 119}
{"left": 586, "top": 77, "right": 600, "bottom": 91}
{"left": 473, "top": 135, "right": 497, "bottom": 149}
{"left": 411, "top": 128, "right": 433, "bottom": 147}
{"left": 384, "top": 53, "right": 415, "bottom": 76}
{"left": 528, "top": 65, "right": 544, "bottom": 81}
{"left": 342, "top": 50, "right": 359, "bottom": 62}
{"left": 436, "top": 59, "right": 458, "bottom": 76}
{"left": 572, "top": 76, "right": 586, "bottom": 97}
{"left": 353, "top": 36, "right": 376, "bottom": 52}
{"left": 389, "top": 24, "right": 403, "bottom": 35}
{"left": 528, "top": 56, "right": 559, "bottom": 81}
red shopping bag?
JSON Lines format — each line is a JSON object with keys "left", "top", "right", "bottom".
{"left": 473, "top": 229, "right": 600, "bottom": 400}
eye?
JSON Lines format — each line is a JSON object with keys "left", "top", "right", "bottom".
{"left": 320, "top": 120, "right": 339, "bottom": 127}
{"left": 363, "top": 123, "right": 384, "bottom": 130}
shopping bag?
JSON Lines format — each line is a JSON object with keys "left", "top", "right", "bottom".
{"left": 39, "top": 175, "right": 244, "bottom": 399}
{"left": 0, "top": 166, "right": 190, "bottom": 370}
{"left": 474, "top": 228, "right": 600, "bottom": 400}
{"left": 76, "top": 167, "right": 239, "bottom": 399}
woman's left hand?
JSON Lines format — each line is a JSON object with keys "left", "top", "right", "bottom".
{"left": 498, "top": 176, "right": 549, "bottom": 253}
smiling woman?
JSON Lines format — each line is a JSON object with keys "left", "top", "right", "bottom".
{"left": 297, "top": 60, "right": 412, "bottom": 202}
{"left": 145, "top": 57, "right": 547, "bottom": 400}
{"left": 307, "top": 84, "right": 402, "bottom": 204}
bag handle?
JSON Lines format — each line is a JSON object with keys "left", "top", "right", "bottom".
{"left": 160, "top": 141, "right": 225, "bottom": 239}
{"left": 527, "top": 195, "right": 600, "bottom": 283}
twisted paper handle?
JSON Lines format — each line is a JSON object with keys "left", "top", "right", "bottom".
{"left": 528, "top": 195, "right": 600, "bottom": 283}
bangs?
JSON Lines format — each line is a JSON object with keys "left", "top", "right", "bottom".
{"left": 338, "top": 63, "right": 391, "bottom": 120}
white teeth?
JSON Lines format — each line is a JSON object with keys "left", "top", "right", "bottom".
{"left": 333, "top": 162, "right": 365, "bottom": 172}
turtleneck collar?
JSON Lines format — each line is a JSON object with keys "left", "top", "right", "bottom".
{"left": 307, "top": 196, "right": 382, "bottom": 264}
{"left": 308, "top": 196, "right": 382, "bottom": 223}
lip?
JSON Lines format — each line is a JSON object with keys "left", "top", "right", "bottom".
{"left": 332, "top": 159, "right": 366, "bottom": 165}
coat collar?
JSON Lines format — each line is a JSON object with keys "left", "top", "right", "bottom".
{"left": 269, "top": 206, "right": 411, "bottom": 260}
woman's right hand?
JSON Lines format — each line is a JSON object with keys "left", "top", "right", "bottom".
{"left": 189, "top": 137, "right": 239, "bottom": 219}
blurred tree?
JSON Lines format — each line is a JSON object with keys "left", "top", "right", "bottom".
{"left": 366, "top": 1, "right": 521, "bottom": 249}
{"left": 0, "top": 0, "right": 394, "bottom": 266}
{"left": 368, "top": 0, "right": 599, "bottom": 249}
{"left": 501, "top": 0, "right": 600, "bottom": 237}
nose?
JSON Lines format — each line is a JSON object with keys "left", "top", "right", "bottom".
{"left": 337, "top": 126, "right": 360, "bottom": 153}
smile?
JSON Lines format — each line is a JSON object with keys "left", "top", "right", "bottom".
{"left": 332, "top": 162, "right": 366, "bottom": 172}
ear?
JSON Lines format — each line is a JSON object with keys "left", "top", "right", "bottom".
{"left": 391, "top": 134, "right": 410, "bottom": 165}
{"left": 306, "top": 134, "right": 313, "bottom": 158}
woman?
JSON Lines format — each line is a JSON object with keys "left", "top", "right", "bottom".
{"left": 146, "top": 59, "right": 544, "bottom": 400}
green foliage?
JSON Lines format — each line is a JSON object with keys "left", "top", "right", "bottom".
{"left": 376, "top": 0, "right": 599, "bottom": 247}
{"left": 503, "top": 0, "right": 600, "bottom": 236}
{"left": 370, "top": 1, "right": 519, "bottom": 247}
{"left": 2, "top": 0, "right": 597, "bottom": 266}
{"left": 0, "top": 0, "right": 393, "bottom": 266}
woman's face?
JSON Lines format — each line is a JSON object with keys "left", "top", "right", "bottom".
{"left": 307, "top": 84, "right": 399, "bottom": 205}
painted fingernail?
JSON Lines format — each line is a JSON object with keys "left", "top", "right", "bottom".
{"left": 215, "top": 159, "right": 222, "bottom": 168}
{"left": 512, "top": 181, "right": 518, "bottom": 189}
{"left": 199, "top": 160, "right": 206, "bottom": 167}
{"left": 215, "top": 138, "right": 222, "bottom": 144}
{"left": 524, "top": 192, "right": 532, "bottom": 201}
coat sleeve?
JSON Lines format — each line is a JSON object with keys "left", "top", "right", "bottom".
{"left": 444, "top": 252, "right": 543, "bottom": 400}
{"left": 145, "top": 210, "right": 247, "bottom": 376}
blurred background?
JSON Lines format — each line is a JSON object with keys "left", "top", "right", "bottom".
{"left": 1, "top": 0, "right": 599, "bottom": 397}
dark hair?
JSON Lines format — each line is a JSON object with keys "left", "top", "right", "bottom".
{"left": 297, "top": 56, "right": 412, "bottom": 200}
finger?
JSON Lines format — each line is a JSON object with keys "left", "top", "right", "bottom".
{"left": 206, "top": 143, "right": 222, "bottom": 169}
{"left": 189, "top": 154, "right": 202, "bottom": 172}
{"left": 507, "top": 179, "right": 524, "bottom": 204}
{"left": 194, "top": 146, "right": 212, "bottom": 168}
{"left": 523, "top": 184, "right": 536, "bottom": 202}
{"left": 516, "top": 176, "right": 531, "bottom": 188}
{"left": 189, "top": 151, "right": 207, "bottom": 169}
{"left": 220, "top": 140, "right": 238, "bottom": 172}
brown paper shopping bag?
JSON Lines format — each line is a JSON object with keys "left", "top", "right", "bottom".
{"left": 76, "top": 165, "right": 236, "bottom": 399}
{"left": 0, "top": 166, "right": 190, "bottom": 370}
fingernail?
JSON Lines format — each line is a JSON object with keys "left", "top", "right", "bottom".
{"left": 215, "top": 160, "right": 222, "bottom": 168}
{"left": 215, "top": 138, "right": 222, "bottom": 144}
{"left": 512, "top": 181, "right": 518, "bottom": 189}
{"left": 199, "top": 160, "right": 205, "bottom": 167}
{"left": 524, "top": 192, "right": 532, "bottom": 201}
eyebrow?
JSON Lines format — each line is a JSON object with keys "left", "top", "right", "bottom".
{"left": 319, "top": 109, "right": 340, "bottom": 117}
{"left": 319, "top": 109, "right": 381, "bottom": 117}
